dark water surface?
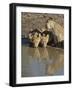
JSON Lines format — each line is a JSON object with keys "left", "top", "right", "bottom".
{"left": 21, "top": 45, "right": 64, "bottom": 77}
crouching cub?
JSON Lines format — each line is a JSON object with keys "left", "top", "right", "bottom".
{"left": 40, "top": 31, "right": 49, "bottom": 47}
{"left": 40, "top": 30, "right": 58, "bottom": 48}
{"left": 28, "top": 29, "right": 41, "bottom": 48}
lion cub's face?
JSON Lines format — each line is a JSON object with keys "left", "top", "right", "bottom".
{"left": 28, "top": 32, "right": 41, "bottom": 48}
{"left": 47, "top": 20, "right": 55, "bottom": 29}
{"left": 41, "top": 33, "right": 49, "bottom": 47}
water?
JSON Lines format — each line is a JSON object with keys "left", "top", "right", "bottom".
{"left": 21, "top": 44, "right": 64, "bottom": 77}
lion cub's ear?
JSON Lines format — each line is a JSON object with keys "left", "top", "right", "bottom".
{"left": 28, "top": 33, "right": 32, "bottom": 39}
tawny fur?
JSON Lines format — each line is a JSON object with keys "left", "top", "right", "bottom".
{"left": 28, "top": 32, "right": 41, "bottom": 47}
{"left": 40, "top": 34, "right": 49, "bottom": 47}
{"left": 47, "top": 20, "right": 64, "bottom": 42}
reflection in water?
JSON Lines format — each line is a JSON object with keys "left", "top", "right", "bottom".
{"left": 21, "top": 45, "right": 64, "bottom": 77}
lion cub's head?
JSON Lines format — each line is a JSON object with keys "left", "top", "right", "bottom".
{"left": 28, "top": 29, "right": 41, "bottom": 48}
{"left": 47, "top": 19, "right": 55, "bottom": 29}
{"left": 40, "top": 31, "right": 49, "bottom": 47}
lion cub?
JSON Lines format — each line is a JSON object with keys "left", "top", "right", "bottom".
{"left": 47, "top": 19, "right": 64, "bottom": 42}
{"left": 40, "top": 31, "right": 49, "bottom": 47}
{"left": 28, "top": 29, "right": 41, "bottom": 48}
